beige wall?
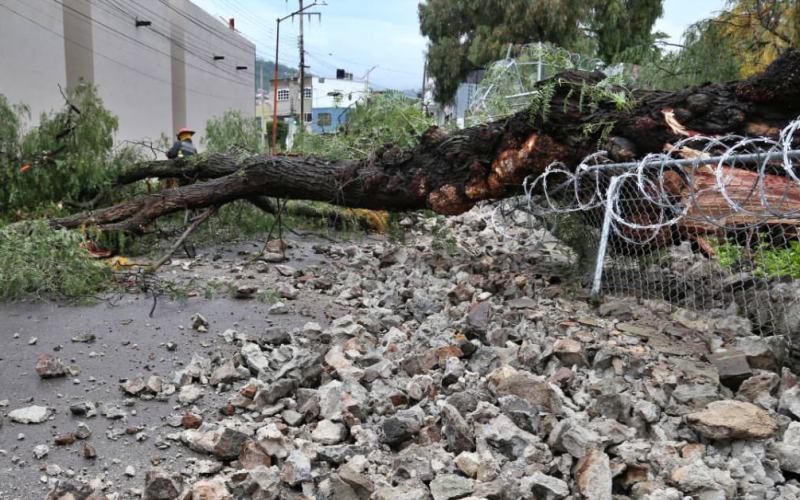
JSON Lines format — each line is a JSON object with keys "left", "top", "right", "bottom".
{"left": 0, "top": 0, "right": 255, "bottom": 151}
{"left": 0, "top": 0, "right": 68, "bottom": 122}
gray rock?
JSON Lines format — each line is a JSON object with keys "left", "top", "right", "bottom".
{"left": 429, "top": 473, "right": 474, "bottom": 500}
{"left": 374, "top": 483, "right": 431, "bottom": 500}
{"left": 669, "top": 460, "right": 736, "bottom": 498}
{"left": 553, "top": 338, "right": 587, "bottom": 367}
{"left": 211, "top": 427, "right": 250, "bottom": 460}
{"left": 575, "top": 449, "right": 612, "bottom": 500}
{"left": 393, "top": 444, "right": 434, "bottom": 483}
{"left": 261, "top": 327, "right": 291, "bottom": 346}
{"left": 382, "top": 414, "right": 420, "bottom": 446}
{"left": 241, "top": 343, "right": 271, "bottom": 374}
{"left": 488, "top": 366, "right": 555, "bottom": 410}
{"left": 33, "top": 444, "right": 49, "bottom": 459}
{"left": 446, "top": 392, "right": 480, "bottom": 416}
{"left": 708, "top": 349, "right": 751, "bottom": 390}
{"left": 338, "top": 462, "right": 374, "bottom": 500}
{"left": 190, "top": 313, "right": 208, "bottom": 332}
{"left": 669, "top": 383, "right": 719, "bottom": 413}
{"left": 525, "top": 471, "right": 569, "bottom": 499}
{"left": 736, "top": 372, "right": 780, "bottom": 407}
{"left": 480, "top": 414, "right": 538, "bottom": 459}
{"left": 454, "top": 452, "right": 480, "bottom": 478}
{"left": 74, "top": 423, "right": 91, "bottom": 440}
{"left": 210, "top": 360, "right": 248, "bottom": 386}
{"left": 178, "top": 384, "right": 203, "bottom": 404}
{"left": 268, "top": 301, "right": 288, "bottom": 314}
{"left": 312, "top": 419, "right": 347, "bottom": 445}
{"left": 548, "top": 419, "right": 603, "bottom": 459}
{"left": 441, "top": 403, "right": 474, "bottom": 454}
{"left": 442, "top": 358, "right": 464, "bottom": 387}
{"left": 778, "top": 385, "right": 800, "bottom": 419}
{"left": 771, "top": 421, "right": 800, "bottom": 474}
{"left": 735, "top": 336, "right": 785, "bottom": 370}
{"left": 281, "top": 449, "right": 312, "bottom": 486}
{"left": 465, "top": 301, "right": 491, "bottom": 336}
{"left": 121, "top": 377, "right": 146, "bottom": 396}
{"left": 8, "top": 405, "right": 51, "bottom": 424}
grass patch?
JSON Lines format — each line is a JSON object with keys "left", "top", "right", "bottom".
{"left": 0, "top": 220, "right": 111, "bottom": 301}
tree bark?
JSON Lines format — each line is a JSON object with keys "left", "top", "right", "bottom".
{"left": 54, "top": 50, "right": 800, "bottom": 232}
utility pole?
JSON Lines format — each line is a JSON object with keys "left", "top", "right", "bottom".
{"left": 421, "top": 57, "right": 427, "bottom": 113}
{"left": 271, "top": 1, "right": 324, "bottom": 154}
{"left": 299, "top": 0, "right": 305, "bottom": 131}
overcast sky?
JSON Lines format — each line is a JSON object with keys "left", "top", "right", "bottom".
{"left": 192, "top": 0, "right": 727, "bottom": 91}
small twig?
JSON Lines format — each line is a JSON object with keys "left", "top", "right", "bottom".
{"left": 150, "top": 206, "right": 217, "bottom": 272}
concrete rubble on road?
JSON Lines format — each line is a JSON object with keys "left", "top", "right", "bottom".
{"left": 33, "top": 206, "right": 800, "bottom": 500}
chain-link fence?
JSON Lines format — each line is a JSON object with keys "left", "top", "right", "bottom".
{"left": 466, "top": 43, "right": 604, "bottom": 126}
{"left": 519, "top": 119, "right": 800, "bottom": 354}
{"left": 464, "top": 45, "right": 800, "bottom": 360}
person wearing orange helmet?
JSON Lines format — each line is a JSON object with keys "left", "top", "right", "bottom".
{"left": 166, "top": 127, "right": 197, "bottom": 159}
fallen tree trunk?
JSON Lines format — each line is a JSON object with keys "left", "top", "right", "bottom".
{"left": 54, "top": 50, "right": 800, "bottom": 232}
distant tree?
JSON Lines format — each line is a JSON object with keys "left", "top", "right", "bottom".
{"left": 627, "top": 0, "right": 797, "bottom": 90}
{"left": 712, "top": 0, "right": 799, "bottom": 76}
{"left": 418, "top": 0, "right": 663, "bottom": 103}
{"left": 254, "top": 58, "right": 298, "bottom": 93}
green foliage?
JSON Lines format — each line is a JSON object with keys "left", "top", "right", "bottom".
{"left": 755, "top": 241, "right": 800, "bottom": 279}
{"left": 620, "top": 19, "right": 742, "bottom": 90}
{"left": 0, "top": 220, "right": 110, "bottom": 301}
{"left": 254, "top": 58, "right": 298, "bottom": 92}
{"left": 204, "top": 110, "right": 264, "bottom": 154}
{"left": 266, "top": 121, "right": 289, "bottom": 150}
{"left": 713, "top": 237, "right": 800, "bottom": 280}
{"left": 0, "top": 84, "right": 138, "bottom": 215}
{"left": 714, "top": 239, "right": 743, "bottom": 269}
{"left": 292, "top": 92, "right": 433, "bottom": 160}
{"left": 418, "top": 0, "right": 663, "bottom": 103}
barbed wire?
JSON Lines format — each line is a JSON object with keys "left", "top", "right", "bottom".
{"left": 522, "top": 117, "right": 800, "bottom": 248}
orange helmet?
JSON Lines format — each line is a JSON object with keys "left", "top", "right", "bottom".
{"left": 177, "top": 127, "right": 195, "bottom": 138}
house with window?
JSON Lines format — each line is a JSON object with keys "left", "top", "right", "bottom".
{"left": 310, "top": 70, "right": 369, "bottom": 133}
{"left": 268, "top": 76, "right": 313, "bottom": 128}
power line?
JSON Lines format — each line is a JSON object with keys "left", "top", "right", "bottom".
{"left": 156, "top": 0, "right": 257, "bottom": 54}
{"left": 53, "top": 0, "right": 253, "bottom": 88}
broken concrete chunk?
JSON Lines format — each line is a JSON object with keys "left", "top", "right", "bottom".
{"left": 708, "top": 349, "right": 751, "bottom": 390}
{"left": 686, "top": 400, "right": 777, "bottom": 440}
{"left": 8, "top": 405, "right": 51, "bottom": 424}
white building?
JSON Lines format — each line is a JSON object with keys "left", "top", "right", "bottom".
{"left": 309, "top": 73, "right": 369, "bottom": 133}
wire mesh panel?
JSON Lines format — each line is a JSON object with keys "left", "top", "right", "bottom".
{"left": 466, "top": 43, "right": 604, "bottom": 126}
{"left": 523, "top": 118, "right": 800, "bottom": 349}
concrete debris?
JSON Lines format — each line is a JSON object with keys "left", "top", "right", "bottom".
{"left": 30, "top": 205, "right": 800, "bottom": 499}
{"left": 8, "top": 405, "right": 52, "bottom": 424}
{"left": 35, "top": 354, "right": 69, "bottom": 378}
{"left": 686, "top": 400, "right": 777, "bottom": 440}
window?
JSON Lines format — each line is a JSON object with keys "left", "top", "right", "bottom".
{"left": 277, "top": 89, "right": 290, "bottom": 101}
{"left": 304, "top": 113, "right": 312, "bottom": 123}
{"left": 303, "top": 87, "right": 312, "bottom": 99}
{"left": 317, "top": 112, "right": 332, "bottom": 127}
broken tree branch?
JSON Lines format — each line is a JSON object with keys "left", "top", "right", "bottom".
{"left": 53, "top": 50, "right": 800, "bottom": 232}
{"left": 150, "top": 206, "right": 218, "bottom": 273}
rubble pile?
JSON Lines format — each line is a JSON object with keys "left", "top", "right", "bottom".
{"left": 36, "top": 208, "right": 800, "bottom": 499}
